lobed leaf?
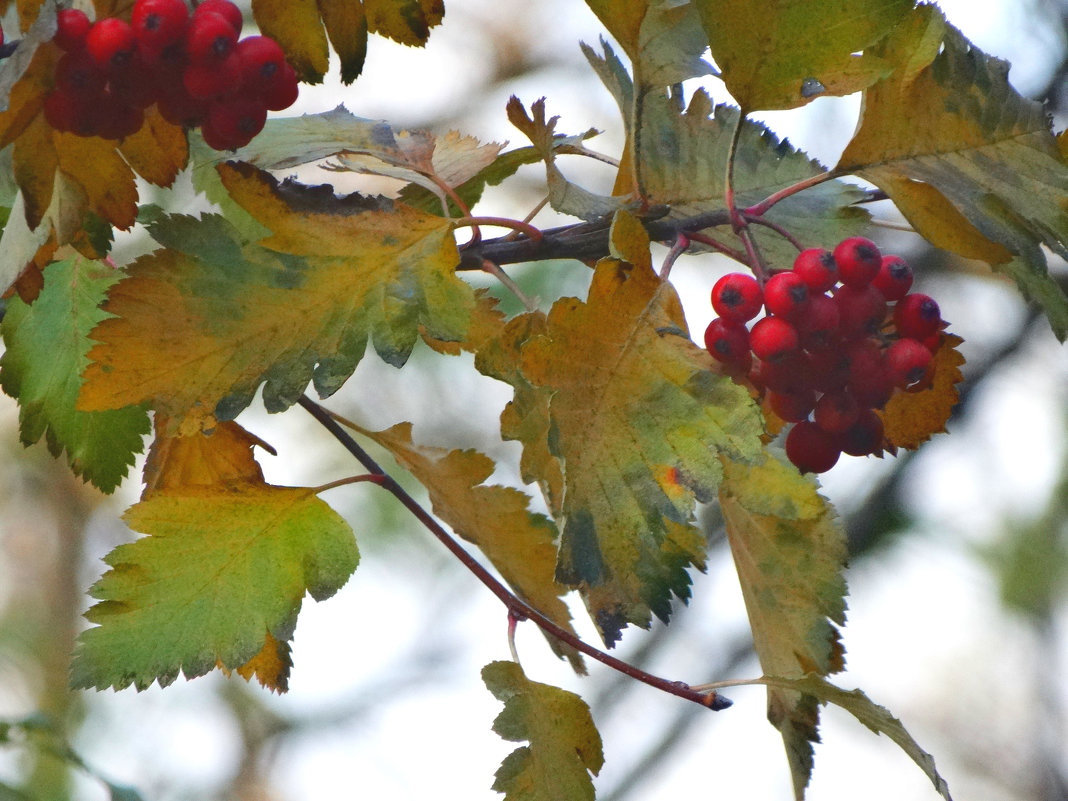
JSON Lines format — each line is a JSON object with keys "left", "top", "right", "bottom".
{"left": 71, "top": 478, "right": 359, "bottom": 692}
{"left": 718, "top": 451, "right": 849, "bottom": 800}
{"left": 520, "top": 212, "right": 764, "bottom": 644}
{"left": 482, "top": 660, "right": 603, "bottom": 801}
{"left": 879, "top": 333, "right": 965, "bottom": 451}
{"left": 79, "top": 166, "right": 473, "bottom": 435}
{"left": 0, "top": 256, "right": 150, "bottom": 493}
{"left": 695, "top": 0, "right": 913, "bottom": 111}
{"left": 838, "top": 6, "right": 1068, "bottom": 340}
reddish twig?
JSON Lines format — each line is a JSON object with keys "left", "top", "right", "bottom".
{"left": 298, "top": 394, "right": 732, "bottom": 712}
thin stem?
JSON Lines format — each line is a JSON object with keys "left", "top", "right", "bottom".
{"left": 482, "top": 259, "right": 538, "bottom": 312}
{"left": 311, "top": 474, "right": 388, "bottom": 494}
{"left": 504, "top": 196, "right": 550, "bottom": 242}
{"left": 299, "top": 394, "right": 732, "bottom": 712}
{"left": 724, "top": 114, "right": 746, "bottom": 233}
{"left": 507, "top": 611, "right": 523, "bottom": 664}
{"left": 744, "top": 170, "right": 839, "bottom": 218}
{"left": 659, "top": 233, "right": 690, "bottom": 280}
{"left": 742, "top": 212, "right": 805, "bottom": 253}
{"left": 685, "top": 230, "right": 749, "bottom": 264}
{"left": 456, "top": 216, "right": 544, "bottom": 247}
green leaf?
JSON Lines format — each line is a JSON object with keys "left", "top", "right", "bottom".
{"left": 696, "top": 0, "right": 914, "bottom": 111}
{"left": 482, "top": 660, "right": 603, "bottom": 801}
{"left": 0, "top": 256, "right": 150, "bottom": 492}
{"left": 360, "top": 422, "right": 584, "bottom": 672}
{"left": 520, "top": 212, "right": 764, "bottom": 644}
{"left": 718, "top": 451, "right": 849, "bottom": 800}
{"left": 79, "top": 166, "right": 472, "bottom": 435}
{"left": 70, "top": 484, "right": 358, "bottom": 691}
{"left": 838, "top": 7, "right": 1068, "bottom": 340}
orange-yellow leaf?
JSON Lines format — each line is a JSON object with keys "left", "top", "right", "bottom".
{"left": 12, "top": 112, "right": 57, "bottom": 229}
{"left": 143, "top": 415, "right": 274, "bottom": 495}
{"left": 316, "top": 0, "right": 367, "bottom": 84}
{"left": 252, "top": 0, "right": 329, "bottom": 82}
{"left": 364, "top": 0, "right": 443, "bottom": 46}
{"left": 119, "top": 106, "right": 189, "bottom": 189}
{"left": 879, "top": 334, "right": 965, "bottom": 450}
{"left": 233, "top": 630, "right": 293, "bottom": 693}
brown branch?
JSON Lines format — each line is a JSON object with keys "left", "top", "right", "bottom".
{"left": 298, "top": 394, "right": 732, "bottom": 712}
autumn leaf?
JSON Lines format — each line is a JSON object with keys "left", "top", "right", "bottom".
{"left": 252, "top": 0, "right": 330, "bottom": 82}
{"left": 838, "top": 6, "right": 1068, "bottom": 340}
{"left": 520, "top": 212, "right": 764, "bottom": 644}
{"left": 78, "top": 166, "right": 473, "bottom": 435}
{"left": 695, "top": 0, "right": 913, "bottom": 111}
{"left": 879, "top": 333, "right": 965, "bottom": 450}
{"left": 70, "top": 482, "right": 359, "bottom": 692}
{"left": 362, "top": 422, "right": 583, "bottom": 671}
{"left": 364, "top": 0, "right": 443, "bottom": 46}
{"left": 0, "top": 256, "right": 150, "bottom": 493}
{"left": 482, "top": 660, "right": 603, "bottom": 801}
{"left": 718, "top": 451, "right": 848, "bottom": 800}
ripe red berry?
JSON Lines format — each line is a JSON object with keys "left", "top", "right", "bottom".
{"left": 814, "top": 389, "right": 860, "bottom": 434}
{"left": 795, "top": 292, "right": 840, "bottom": 350}
{"left": 132, "top": 0, "right": 190, "bottom": 52}
{"left": 157, "top": 83, "right": 209, "bottom": 127}
{"left": 95, "top": 94, "right": 144, "bottom": 139}
{"left": 838, "top": 409, "right": 884, "bottom": 457}
{"left": 805, "top": 347, "right": 851, "bottom": 393}
{"left": 792, "top": 248, "right": 838, "bottom": 292}
{"left": 203, "top": 97, "right": 267, "bottom": 150}
{"left": 711, "top": 273, "right": 763, "bottom": 323}
{"left": 44, "top": 88, "right": 90, "bottom": 133}
{"left": 872, "top": 255, "right": 913, "bottom": 301}
{"left": 703, "top": 318, "right": 751, "bottom": 367}
{"left": 833, "top": 236, "right": 882, "bottom": 288}
{"left": 763, "top": 271, "right": 810, "bottom": 320}
{"left": 261, "top": 61, "right": 299, "bottom": 111}
{"left": 183, "top": 51, "right": 242, "bottom": 99}
{"left": 55, "top": 51, "right": 107, "bottom": 95}
{"left": 193, "top": 0, "right": 243, "bottom": 34}
{"left": 236, "top": 35, "right": 286, "bottom": 89}
{"left": 85, "top": 18, "right": 137, "bottom": 71}
{"left": 186, "top": 11, "right": 238, "bottom": 64}
{"left": 893, "top": 293, "right": 941, "bottom": 340}
{"left": 834, "top": 283, "right": 887, "bottom": 338}
{"left": 767, "top": 389, "right": 817, "bottom": 423}
{"left": 750, "top": 316, "right": 799, "bottom": 362}
{"left": 786, "top": 421, "right": 841, "bottom": 474}
{"left": 886, "top": 338, "right": 933, "bottom": 387}
{"left": 55, "top": 9, "right": 92, "bottom": 51}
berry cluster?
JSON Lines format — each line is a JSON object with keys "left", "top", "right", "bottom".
{"left": 44, "top": 0, "right": 298, "bottom": 149}
{"left": 704, "top": 237, "right": 946, "bottom": 474}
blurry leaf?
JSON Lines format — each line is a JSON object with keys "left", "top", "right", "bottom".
{"left": 838, "top": 8, "right": 1068, "bottom": 340}
{"left": 231, "top": 630, "right": 293, "bottom": 692}
{"left": 0, "top": 256, "right": 150, "bottom": 493}
{"left": 143, "top": 416, "right": 273, "bottom": 495}
{"left": 879, "top": 333, "right": 965, "bottom": 450}
{"left": 252, "top": 0, "right": 330, "bottom": 82}
{"left": 318, "top": 0, "right": 368, "bottom": 84}
{"left": 118, "top": 107, "right": 189, "bottom": 189}
{"left": 482, "top": 660, "right": 603, "bottom": 801}
{"left": 520, "top": 212, "right": 763, "bottom": 644}
{"left": 695, "top": 0, "right": 913, "bottom": 111}
{"left": 757, "top": 675, "right": 953, "bottom": 801}
{"left": 718, "top": 451, "right": 848, "bottom": 800}
{"left": 507, "top": 96, "right": 622, "bottom": 221}
{"left": 70, "top": 483, "right": 359, "bottom": 691}
{"left": 364, "top": 422, "right": 584, "bottom": 671}
{"left": 79, "top": 167, "right": 472, "bottom": 435}
{"left": 364, "top": 0, "right": 443, "bottom": 46}
{"left": 0, "top": 6, "right": 58, "bottom": 125}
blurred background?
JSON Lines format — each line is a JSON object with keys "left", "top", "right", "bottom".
{"left": 1, "top": 0, "right": 1067, "bottom": 799}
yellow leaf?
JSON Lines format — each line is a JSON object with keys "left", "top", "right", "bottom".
{"left": 364, "top": 0, "right": 443, "bottom": 46}
{"left": 54, "top": 132, "right": 139, "bottom": 230}
{"left": 879, "top": 333, "right": 965, "bottom": 450}
{"left": 119, "top": 106, "right": 189, "bottom": 189}
{"left": 12, "top": 113, "right": 56, "bottom": 229}
{"left": 143, "top": 415, "right": 274, "bottom": 495}
{"left": 316, "top": 0, "right": 368, "bottom": 84}
{"left": 233, "top": 631, "right": 293, "bottom": 693}
{"left": 252, "top": 0, "right": 329, "bottom": 82}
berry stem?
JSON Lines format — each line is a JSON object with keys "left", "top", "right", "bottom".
{"left": 481, "top": 258, "right": 538, "bottom": 312}
{"left": 659, "top": 232, "right": 690, "bottom": 279}
{"left": 743, "top": 170, "right": 840, "bottom": 218}
{"left": 298, "top": 394, "right": 732, "bottom": 712}
{"left": 455, "top": 216, "right": 544, "bottom": 247}
{"left": 741, "top": 212, "right": 805, "bottom": 253}
{"left": 684, "top": 230, "right": 749, "bottom": 265}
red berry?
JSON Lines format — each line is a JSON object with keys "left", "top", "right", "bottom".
{"left": 85, "top": 18, "right": 137, "bottom": 71}
{"left": 44, "top": 88, "right": 90, "bottom": 132}
{"left": 814, "top": 390, "right": 860, "bottom": 434}
{"left": 792, "top": 248, "right": 838, "bottom": 292}
{"left": 183, "top": 51, "right": 242, "bottom": 98}
{"left": 751, "top": 357, "right": 809, "bottom": 395}
{"left": 872, "top": 255, "right": 913, "bottom": 301}
{"left": 886, "top": 338, "right": 933, "bottom": 387}
{"left": 834, "top": 283, "right": 887, "bottom": 338}
{"left": 193, "top": 0, "right": 243, "bottom": 34}
{"left": 786, "top": 421, "right": 841, "bottom": 474}
{"left": 763, "top": 271, "right": 810, "bottom": 320}
{"left": 186, "top": 11, "right": 238, "bottom": 64}
{"left": 236, "top": 35, "right": 286, "bottom": 89}
{"left": 95, "top": 94, "right": 144, "bottom": 140}
{"left": 55, "top": 9, "right": 92, "bottom": 51}
{"left": 838, "top": 409, "right": 884, "bottom": 457}
{"left": 767, "top": 389, "right": 817, "bottom": 423}
{"left": 157, "top": 82, "right": 209, "bottom": 127}
{"left": 750, "top": 316, "right": 799, "bottom": 363}
{"left": 893, "top": 293, "right": 941, "bottom": 340}
{"left": 833, "top": 236, "right": 882, "bottom": 288}
{"left": 711, "top": 272, "right": 763, "bottom": 323}
{"left": 805, "top": 347, "right": 851, "bottom": 393}
{"left": 703, "top": 318, "right": 751, "bottom": 367}
{"left": 261, "top": 61, "right": 299, "bottom": 110}
{"left": 55, "top": 51, "right": 107, "bottom": 95}
{"left": 132, "top": 0, "right": 189, "bottom": 51}
{"left": 796, "top": 292, "right": 840, "bottom": 350}
{"left": 203, "top": 97, "right": 267, "bottom": 150}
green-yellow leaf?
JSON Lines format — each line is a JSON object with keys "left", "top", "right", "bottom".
{"left": 482, "top": 660, "right": 603, "bottom": 801}
{"left": 696, "top": 0, "right": 913, "bottom": 111}
{"left": 362, "top": 422, "right": 583, "bottom": 671}
{"left": 520, "top": 212, "right": 763, "bottom": 644}
{"left": 718, "top": 451, "right": 849, "bottom": 800}
{"left": 317, "top": 0, "right": 368, "bottom": 85}
{"left": 364, "top": 0, "right": 443, "bottom": 46}
{"left": 78, "top": 167, "right": 473, "bottom": 435}
{"left": 70, "top": 483, "right": 359, "bottom": 692}
{"left": 0, "top": 256, "right": 150, "bottom": 493}
{"left": 252, "top": 0, "right": 330, "bottom": 83}
{"left": 838, "top": 6, "right": 1068, "bottom": 340}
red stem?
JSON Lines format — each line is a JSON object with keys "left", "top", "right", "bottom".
{"left": 298, "top": 395, "right": 731, "bottom": 712}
